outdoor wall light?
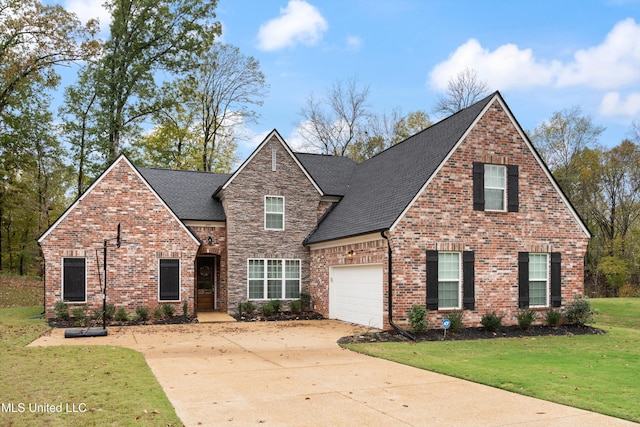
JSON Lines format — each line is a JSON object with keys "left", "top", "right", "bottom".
{"left": 207, "top": 236, "right": 213, "bottom": 245}
{"left": 347, "top": 249, "right": 355, "bottom": 258}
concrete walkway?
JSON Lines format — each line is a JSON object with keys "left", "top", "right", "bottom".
{"left": 31, "top": 321, "right": 636, "bottom": 427}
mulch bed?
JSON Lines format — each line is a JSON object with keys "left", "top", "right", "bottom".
{"left": 233, "top": 311, "right": 324, "bottom": 322}
{"left": 338, "top": 324, "right": 606, "bottom": 344}
{"left": 48, "top": 316, "right": 197, "bottom": 328}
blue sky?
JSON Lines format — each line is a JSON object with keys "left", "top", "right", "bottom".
{"left": 58, "top": 0, "right": 640, "bottom": 159}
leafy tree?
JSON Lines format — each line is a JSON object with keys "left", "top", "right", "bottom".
{"left": 432, "top": 68, "right": 489, "bottom": 116}
{"left": 298, "top": 76, "right": 371, "bottom": 156}
{"left": 0, "top": 0, "right": 98, "bottom": 117}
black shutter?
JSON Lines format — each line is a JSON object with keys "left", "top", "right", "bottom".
{"left": 518, "top": 252, "right": 529, "bottom": 308}
{"left": 462, "top": 251, "right": 475, "bottom": 310}
{"left": 473, "top": 162, "right": 485, "bottom": 211}
{"left": 551, "top": 252, "right": 562, "bottom": 307}
{"left": 507, "top": 165, "right": 519, "bottom": 212}
{"left": 160, "top": 259, "right": 180, "bottom": 300}
{"left": 426, "top": 250, "right": 439, "bottom": 310}
{"left": 63, "top": 258, "right": 86, "bottom": 302}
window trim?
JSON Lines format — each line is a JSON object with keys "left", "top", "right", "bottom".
{"left": 62, "top": 257, "right": 87, "bottom": 303}
{"left": 528, "top": 253, "right": 549, "bottom": 308}
{"left": 264, "top": 195, "right": 285, "bottom": 230}
{"left": 484, "top": 164, "right": 507, "bottom": 212}
{"left": 247, "top": 258, "right": 301, "bottom": 300}
{"left": 437, "top": 251, "right": 462, "bottom": 310}
{"left": 158, "top": 258, "right": 181, "bottom": 302}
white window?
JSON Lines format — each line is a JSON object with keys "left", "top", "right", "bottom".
{"left": 62, "top": 258, "right": 86, "bottom": 302}
{"left": 265, "top": 196, "right": 284, "bottom": 230}
{"left": 529, "top": 253, "right": 548, "bottom": 307}
{"left": 438, "top": 252, "right": 461, "bottom": 309}
{"left": 484, "top": 164, "right": 506, "bottom": 211}
{"left": 247, "top": 259, "right": 301, "bottom": 299}
{"left": 159, "top": 259, "right": 180, "bottom": 301}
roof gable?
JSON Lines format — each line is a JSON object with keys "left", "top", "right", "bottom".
{"left": 38, "top": 155, "right": 200, "bottom": 245}
{"left": 221, "top": 129, "right": 323, "bottom": 195}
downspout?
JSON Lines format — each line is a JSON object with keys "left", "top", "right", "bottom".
{"left": 381, "top": 231, "right": 415, "bottom": 341}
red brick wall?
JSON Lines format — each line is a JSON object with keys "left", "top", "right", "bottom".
{"left": 310, "top": 99, "right": 589, "bottom": 329}
{"left": 39, "top": 157, "right": 201, "bottom": 318}
{"left": 220, "top": 135, "right": 322, "bottom": 312}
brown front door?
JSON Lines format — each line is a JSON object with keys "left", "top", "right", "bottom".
{"left": 197, "top": 257, "right": 215, "bottom": 310}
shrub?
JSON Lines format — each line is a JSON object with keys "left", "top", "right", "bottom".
{"left": 300, "top": 291, "right": 312, "bottom": 311}
{"left": 516, "top": 308, "right": 537, "bottom": 330}
{"left": 481, "top": 311, "right": 503, "bottom": 332}
{"left": 182, "top": 301, "right": 188, "bottom": 318}
{"left": 545, "top": 308, "right": 562, "bottom": 326}
{"left": 261, "top": 303, "right": 275, "bottom": 317}
{"left": 153, "top": 306, "right": 164, "bottom": 320}
{"left": 54, "top": 301, "right": 69, "bottom": 321}
{"left": 408, "top": 304, "right": 428, "bottom": 333}
{"left": 289, "top": 300, "right": 302, "bottom": 314}
{"left": 447, "top": 311, "right": 464, "bottom": 333}
{"left": 114, "top": 307, "right": 128, "bottom": 322}
{"left": 136, "top": 306, "right": 149, "bottom": 321}
{"left": 565, "top": 295, "right": 594, "bottom": 326}
{"left": 71, "top": 306, "right": 87, "bottom": 326}
{"left": 105, "top": 304, "right": 115, "bottom": 321}
{"left": 269, "top": 300, "right": 281, "bottom": 313}
{"left": 238, "top": 301, "right": 255, "bottom": 316}
{"left": 162, "top": 304, "right": 175, "bottom": 318}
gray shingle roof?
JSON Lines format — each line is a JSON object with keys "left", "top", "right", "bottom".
{"left": 138, "top": 168, "right": 230, "bottom": 221}
{"left": 295, "top": 153, "right": 357, "bottom": 196}
{"left": 305, "top": 92, "right": 496, "bottom": 244}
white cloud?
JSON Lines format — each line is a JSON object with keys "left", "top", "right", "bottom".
{"left": 599, "top": 91, "right": 640, "bottom": 117}
{"left": 256, "top": 0, "right": 328, "bottom": 51}
{"left": 64, "top": 0, "right": 111, "bottom": 31}
{"left": 346, "top": 35, "right": 362, "bottom": 51}
{"left": 429, "top": 18, "right": 640, "bottom": 93}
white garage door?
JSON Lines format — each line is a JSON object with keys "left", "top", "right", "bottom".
{"left": 330, "top": 264, "right": 383, "bottom": 329}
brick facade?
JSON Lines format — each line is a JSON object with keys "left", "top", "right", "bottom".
{"left": 39, "top": 157, "right": 201, "bottom": 318}
{"left": 219, "top": 135, "right": 322, "bottom": 312}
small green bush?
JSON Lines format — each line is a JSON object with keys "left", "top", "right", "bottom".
{"left": 238, "top": 301, "right": 255, "bottom": 316}
{"left": 136, "top": 306, "right": 149, "bottom": 321}
{"left": 516, "top": 308, "right": 537, "bottom": 330}
{"left": 408, "top": 304, "right": 428, "bottom": 333}
{"left": 54, "top": 301, "right": 69, "bottom": 321}
{"left": 153, "top": 306, "right": 164, "bottom": 320}
{"left": 300, "top": 291, "right": 312, "bottom": 311}
{"left": 261, "top": 302, "right": 275, "bottom": 317}
{"left": 71, "top": 306, "right": 87, "bottom": 326}
{"left": 481, "top": 311, "right": 503, "bottom": 332}
{"left": 447, "top": 311, "right": 464, "bottom": 333}
{"left": 270, "top": 300, "right": 281, "bottom": 313}
{"left": 565, "top": 295, "right": 594, "bottom": 326}
{"left": 104, "top": 304, "right": 115, "bottom": 321}
{"left": 162, "top": 304, "right": 175, "bottom": 318}
{"left": 289, "top": 300, "right": 302, "bottom": 314}
{"left": 545, "top": 308, "right": 562, "bottom": 326}
{"left": 182, "top": 301, "right": 188, "bottom": 318}
{"left": 114, "top": 307, "right": 128, "bottom": 322}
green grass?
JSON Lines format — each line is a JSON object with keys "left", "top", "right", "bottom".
{"left": 0, "top": 274, "right": 44, "bottom": 308}
{"left": 0, "top": 305, "right": 182, "bottom": 426}
{"left": 343, "top": 298, "right": 640, "bottom": 423}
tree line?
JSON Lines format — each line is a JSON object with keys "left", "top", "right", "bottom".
{"left": 1, "top": 1, "right": 638, "bottom": 296}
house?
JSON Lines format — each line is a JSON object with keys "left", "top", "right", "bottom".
{"left": 38, "top": 92, "right": 591, "bottom": 329}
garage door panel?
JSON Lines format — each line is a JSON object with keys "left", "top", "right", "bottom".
{"left": 330, "top": 264, "right": 383, "bottom": 329}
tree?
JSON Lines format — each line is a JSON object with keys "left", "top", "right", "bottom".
{"left": 92, "top": 0, "right": 221, "bottom": 161}
{"left": 0, "top": 0, "right": 98, "bottom": 118}
{"left": 298, "top": 76, "right": 371, "bottom": 156}
{"left": 432, "top": 68, "right": 489, "bottom": 116}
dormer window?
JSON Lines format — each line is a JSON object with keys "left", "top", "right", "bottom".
{"left": 265, "top": 196, "right": 284, "bottom": 230}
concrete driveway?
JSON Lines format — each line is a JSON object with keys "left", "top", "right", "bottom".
{"left": 32, "top": 320, "right": 636, "bottom": 426}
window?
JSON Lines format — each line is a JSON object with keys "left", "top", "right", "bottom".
{"left": 159, "top": 259, "right": 180, "bottom": 301}
{"left": 247, "top": 259, "right": 301, "bottom": 299}
{"left": 484, "top": 164, "right": 506, "bottom": 211}
{"left": 63, "top": 258, "right": 86, "bottom": 302}
{"left": 265, "top": 196, "right": 284, "bottom": 230}
{"left": 473, "top": 162, "right": 519, "bottom": 212}
{"left": 438, "top": 252, "right": 461, "bottom": 309}
{"left": 528, "top": 254, "right": 548, "bottom": 307}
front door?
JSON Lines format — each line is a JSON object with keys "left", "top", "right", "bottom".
{"left": 197, "top": 257, "right": 215, "bottom": 310}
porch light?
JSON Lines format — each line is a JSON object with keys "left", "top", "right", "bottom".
{"left": 347, "top": 249, "right": 354, "bottom": 258}
{"left": 207, "top": 236, "right": 213, "bottom": 245}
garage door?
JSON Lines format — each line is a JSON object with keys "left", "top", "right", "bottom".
{"left": 330, "top": 264, "right": 383, "bottom": 329}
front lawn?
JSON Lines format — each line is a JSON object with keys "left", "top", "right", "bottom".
{"left": 0, "top": 306, "right": 182, "bottom": 426}
{"left": 342, "top": 298, "right": 640, "bottom": 423}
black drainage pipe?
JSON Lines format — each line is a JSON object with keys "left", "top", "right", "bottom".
{"left": 381, "top": 231, "right": 415, "bottom": 341}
